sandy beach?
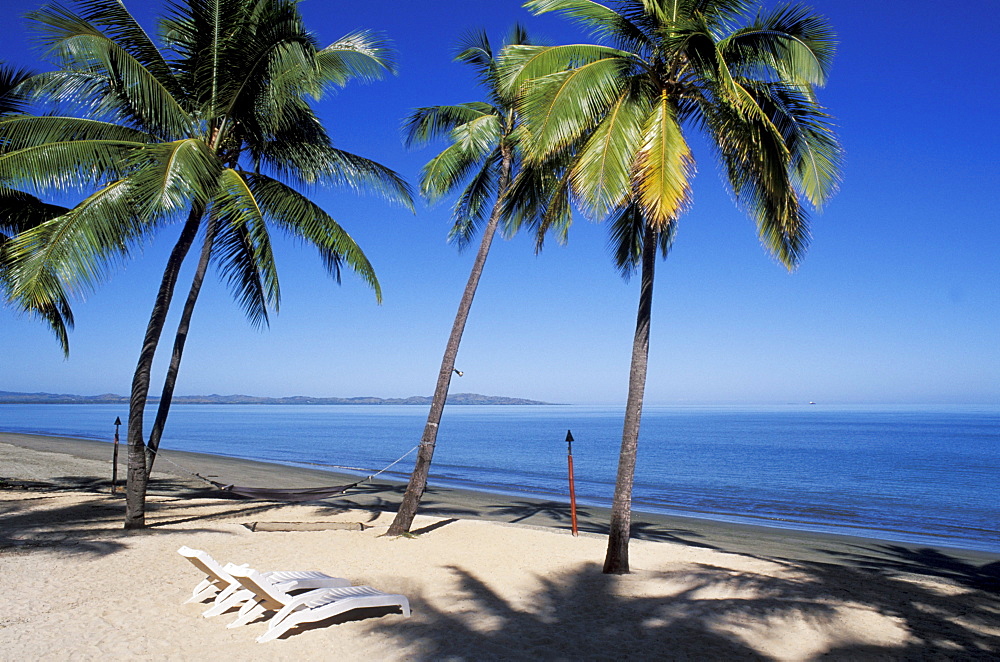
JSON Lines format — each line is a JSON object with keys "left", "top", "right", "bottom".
{"left": 1, "top": 432, "right": 998, "bottom": 660}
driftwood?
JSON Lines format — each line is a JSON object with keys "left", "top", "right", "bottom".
{"left": 244, "top": 521, "right": 365, "bottom": 532}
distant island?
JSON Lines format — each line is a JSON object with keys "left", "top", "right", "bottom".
{"left": 0, "top": 390, "right": 551, "bottom": 406}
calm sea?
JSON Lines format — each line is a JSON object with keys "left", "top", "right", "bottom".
{"left": 1, "top": 403, "right": 998, "bottom": 553}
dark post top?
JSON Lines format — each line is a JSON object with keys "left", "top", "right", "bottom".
{"left": 565, "top": 429, "right": 574, "bottom": 455}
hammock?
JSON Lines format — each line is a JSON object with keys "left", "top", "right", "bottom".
{"left": 151, "top": 444, "right": 419, "bottom": 503}
{"left": 196, "top": 476, "right": 362, "bottom": 502}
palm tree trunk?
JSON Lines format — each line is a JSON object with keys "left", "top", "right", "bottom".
{"left": 145, "top": 216, "right": 218, "bottom": 476}
{"left": 387, "top": 152, "right": 512, "bottom": 536}
{"left": 124, "top": 207, "right": 203, "bottom": 529}
{"left": 603, "top": 224, "right": 657, "bottom": 574}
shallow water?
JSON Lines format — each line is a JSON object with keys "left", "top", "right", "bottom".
{"left": 2, "top": 403, "right": 998, "bottom": 552}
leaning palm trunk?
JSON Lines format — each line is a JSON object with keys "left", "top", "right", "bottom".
{"left": 125, "top": 206, "right": 203, "bottom": 529}
{"left": 145, "top": 217, "right": 217, "bottom": 476}
{"left": 603, "top": 225, "right": 657, "bottom": 573}
{"left": 387, "top": 153, "right": 512, "bottom": 536}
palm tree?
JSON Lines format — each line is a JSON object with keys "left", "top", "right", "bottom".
{"left": 506, "top": 0, "right": 842, "bottom": 572}
{"left": 140, "top": 0, "right": 413, "bottom": 479}
{"left": 0, "top": 0, "right": 412, "bottom": 528}
{"left": 0, "top": 63, "right": 72, "bottom": 353}
{"left": 386, "top": 26, "right": 572, "bottom": 536}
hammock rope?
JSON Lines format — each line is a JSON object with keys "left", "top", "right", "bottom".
{"left": 146, "top": 444, "right": 419, "bottom": 502}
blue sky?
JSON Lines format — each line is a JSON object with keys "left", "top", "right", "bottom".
{"left": 1, "top": 0, "right": 997, "bottom": 405}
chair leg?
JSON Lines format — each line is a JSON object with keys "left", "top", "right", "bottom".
{"left": 256, "top": 616, "right": 296, "bottom": 644}
{"left": 202, "top": 588, "right": 251, "bottom": 618}
{"left": 227, "top": 599, "right": 266, "bottom": 628}
{"left": 185, "top": 579, "right": 216, "bottom": 604}
{"left": 214, "top": 582, "right": 240, "bottom": 605}
{"left": 256, "top": 594, "right": 411, "bottom": 643}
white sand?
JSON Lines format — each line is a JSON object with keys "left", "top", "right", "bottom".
{"left": 1, "top": 441, "right": 997, "bottom": 660}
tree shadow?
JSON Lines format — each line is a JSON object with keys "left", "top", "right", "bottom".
{"left": 486, "top": 500, "right": 592, "bottom": 525}
{"left": 252, "top": 482, "right": 478, "bottom": 516}
{"left": 793, "top": 558, "right": 1000, "bottom": 658}
{"left": 631, "top": 519, "right": 722, "bottom": 549}
{"left": 810, "top": 543, "right": 1000, "bottom": 594}
{"left": 343, "top": 481, "right": 407, "bottom": 497}
{"left": 1, "top": 478, "right": 62, "bottom": 491}
{"left": 0, "top": 496, "right": 128, "bottom": 557}
{"left": 404, "top": 500, "right": 482, "bottom": 520}
{"left": 369, "top": 559, "right": 1000, "bottom": 659}
{"left": 372, "top": 563, "right": 776, "bottom": 660}
{"left": 480, "top": 501, "right": 720, "bottom": 549}
{"left": 146, "top": 501, "right": 287, "bottom": 528}
{"left": 0, "top": 481, "right": 302, "bottom": 557}
{"left": 410, "top": 518, "right": 459, "bottom": 536}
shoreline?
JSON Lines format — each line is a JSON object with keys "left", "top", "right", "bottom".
{"left": 3, "top": 403, "right": 996, "bottom": 556}
{"left": 3, "top": 431, "right": 997, "bottom": 569}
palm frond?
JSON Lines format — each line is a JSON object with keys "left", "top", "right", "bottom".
{"left": 243, "top": 172, "right": 381, "bottom": 301}
{"left": 211, "top": 169, "right": 279, "bottom": 326}
{"left": 4, "top": 178, "right": 149, "bottom": 303}
{"left": 516, "top": 55, "right": 631, "bottom": 160}
{"left": 0, "top": 115, "right": 156, "bottom": 148}
{"left": 604, "top": 196, "right": 678, "bottom": 279}
{"left": 31, "top": 296, "right": 75, "bottom": 355}
{"left": 0, "top": 64, "right": 35, "bottom": 116}
{"left": 504, "top": 159, "right": 575, "bottom": 250}
{"left": 259, "top": 40, "right": 323, "bottom": 105}
{"left": 524, "top": 0, "right": 650, "bottom": 52}
{"left": 499, "top": 42, "right": 630, "bottom": 95}
{"left": 0, "top": 138, "right": 143, "bottom": 196}
{"left": 72, "top": 0, "right": 181, "bottom": 94}
{"left": 317, "top": 29, "right": 397, "bottom": 82}
{"left": 606, "top": 200, "right": 646, "bottom": 277}
{"left": 707, "top": 97, "right": 806, "bottom": 267}
{"left": 534, "top": 172, "right": 574, "bottom": 249}
{"left": 0, "top": 261, "right": 75, "bottom": 355}
{"left": 745, "top": 80, "right": 841, "bottom": 207}
{"left": 403, "top": 104, "right": 493, "bottom": 149}
{"left": 448, "top": 151, "right": 500, "bottom": 249}
{"left": 0, "top": 188, "right": 69, "bottom": 237}
{"left": 0, "top": 185, "right": 74, "bottom": 356}
{"left": 721, "top": 4, "right": 836, "bottom": 86}
{"left": 26, "top": 4, "right": 191, "bottom": 138}
{"left": 455, "top": 28, "right": 495, "bottom": 85}
{"left": 123, "top": 138, "right": 222, "bottom": 218}
{"left": 317, "top": 148, "right": 414, "bottom": 210}
{"left": 419, "top": 139, "right": 487, "bottom": 202}
{"left": 450, "top": 113, "right": 502, "bottom": 157}
{"left": 568, "top": 90, "right": 648, "bottom": 219}
{"left": 633, "top": 96, "right": 693, "bottom": 228}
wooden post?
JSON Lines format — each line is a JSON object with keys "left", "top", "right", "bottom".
{"left": 111, "top": 416, "right": 122, "bottom": 494}
{"left": 566, "top": 430, "right": 578, "bottom": 536}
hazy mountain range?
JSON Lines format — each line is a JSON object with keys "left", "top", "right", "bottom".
{"left": 0, "top": 390, "right": 550, "bottom": 406}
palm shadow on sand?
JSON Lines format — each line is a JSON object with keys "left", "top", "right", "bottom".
{"left": 369, "top": 558, "right": 999, "bottom": 659}
{"left": 812, "top": 542, "right": 1000, "bottom": 594}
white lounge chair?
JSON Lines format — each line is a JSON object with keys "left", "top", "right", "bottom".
{"left": 177, "top": 546, "right": 349, "bottom": 617}
{"left": 224, "top": 564, "right": 410, "bottom": 642}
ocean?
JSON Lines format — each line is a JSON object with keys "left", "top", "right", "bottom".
{"left": 1, "top": 403, "right": 998, "bottom": 553}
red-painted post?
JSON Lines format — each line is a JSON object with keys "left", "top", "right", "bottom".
{"left": 566, "top": 430, "right": 578, "bottom": 536}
